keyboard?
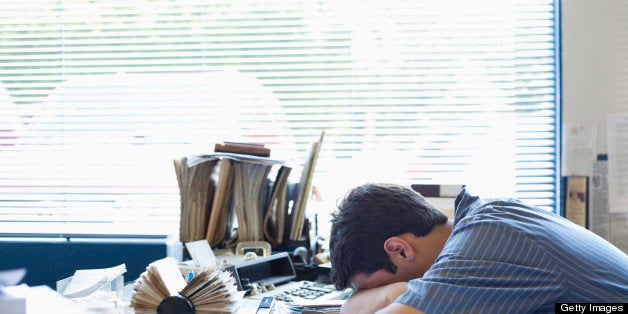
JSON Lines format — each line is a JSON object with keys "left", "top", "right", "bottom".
{"left": 246, "top": 280, "right": 352, "bottom": 303}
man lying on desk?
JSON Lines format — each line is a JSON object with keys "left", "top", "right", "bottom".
{"left": 329, "top": 183, "right": 628, "bottom": 314}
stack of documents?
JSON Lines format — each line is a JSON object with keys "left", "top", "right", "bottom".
{"left": 60, "top": 263, "right": 126, "bottom": 298}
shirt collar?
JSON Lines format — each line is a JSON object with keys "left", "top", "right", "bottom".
{"left": 453, "top": 188, "right": 484, "bottom": 225}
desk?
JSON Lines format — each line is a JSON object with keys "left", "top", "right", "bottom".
{"left": 0, "top": 284, "right": 131, "bottom": 314}
{"left": 1, "top": 285, "right": 340, "bottom": 314}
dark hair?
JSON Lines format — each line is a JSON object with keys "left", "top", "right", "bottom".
{"left": 329, "top": 182, "right": 448, "bottom": 290}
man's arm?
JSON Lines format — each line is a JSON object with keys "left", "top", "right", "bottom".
{"left": 340, "top": 282, "right": 408, "bottom": 314}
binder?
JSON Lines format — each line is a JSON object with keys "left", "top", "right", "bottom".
{"left": 289, "top": 130, "right": 325, "bottom": 242}
{"left": 563, "top": 176, "right": 588, "bottom": 228}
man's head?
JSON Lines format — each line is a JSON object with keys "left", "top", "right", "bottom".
{"left": 329, "top": 182, "right": 449, "bottom": 290}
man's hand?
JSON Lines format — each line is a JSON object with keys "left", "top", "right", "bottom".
{"left": 340, "top": 282, "right": 408, "bottom": 314}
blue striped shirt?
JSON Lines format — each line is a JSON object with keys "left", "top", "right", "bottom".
{"left": 396, "top": 189, "right": 628, "bottom": 313}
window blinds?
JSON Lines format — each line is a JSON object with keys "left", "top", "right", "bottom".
{"left": 0, "top": 0, "right": 559, "bottom": 237}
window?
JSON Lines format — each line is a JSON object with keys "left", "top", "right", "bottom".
{"left": 0, "top": 0, "right": 559, "bottom": 238}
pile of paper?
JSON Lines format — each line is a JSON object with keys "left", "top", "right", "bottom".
{"left": 0, "top": 268, "right": 28, "bottom": 314}
{"left": 61, "top": 264, "right": 126, "bottom": 298}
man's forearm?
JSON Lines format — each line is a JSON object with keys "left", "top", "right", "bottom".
{"left": 340, "top": 282, "right": 408, "bottom": 314}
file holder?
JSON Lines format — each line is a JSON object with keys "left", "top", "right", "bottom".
{"left": 157, "top": 295, "right": 195, "bottom": 314}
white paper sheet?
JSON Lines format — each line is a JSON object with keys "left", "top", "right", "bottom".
{"left": 562, "top": 124, "right": 598, "bottom": 176}
{"left": 62, "top": 264, "right": 126, "bottom": 298}
{"left": 588, "top": 159, "right": 628, "bottom": 254}
{"left": 609, "top": 213, "right": 628, "bottom": 254}
{"left": 607, "top": 114, "right": 628, "bottom": 213}
{"left": 590, "top": 160, "right": 611, "bottom": 240}
{"left": 185, "top": 239, "right": 218, "bottom": 268}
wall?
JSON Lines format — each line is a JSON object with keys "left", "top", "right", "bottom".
{"left": 562, "top": 0, "right": 628, "bottom": 150}
{"left": 562, "top": 0, "right": 628, "bottom": 252}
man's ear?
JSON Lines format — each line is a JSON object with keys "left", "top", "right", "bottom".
{"left": 383, "top": 236, "right": 416, "bottom": 261}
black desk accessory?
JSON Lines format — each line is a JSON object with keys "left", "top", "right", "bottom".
{"left": 226, "top": 252, "right": 296, "bottom": 291}
{"left": 156, "top": 295, "right": 195, "bottom": 314}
